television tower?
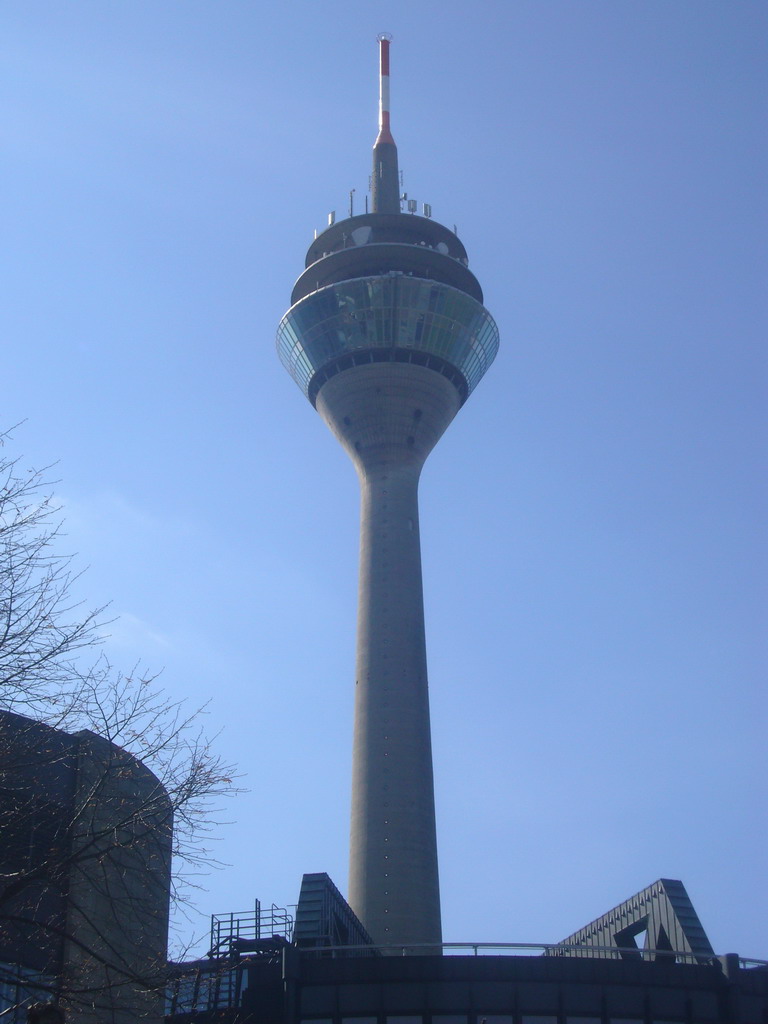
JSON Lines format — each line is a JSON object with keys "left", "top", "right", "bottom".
{"left": 277, "top": 37, "right": 499, "bottom": 948}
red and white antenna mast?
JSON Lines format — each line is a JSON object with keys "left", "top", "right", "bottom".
{"left": 371, "top": 34, "right": 400, "bottom": 213}
{"left": 376, "top": 33, "right": 395, "bottom": 146}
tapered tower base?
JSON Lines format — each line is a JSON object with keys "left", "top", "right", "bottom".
{"left": 317, "top": 363, "right": 460, "bottom": 947}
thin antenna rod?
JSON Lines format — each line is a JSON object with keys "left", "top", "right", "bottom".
{"left": 371, "top": 34, "right": 400, "bottom": 214}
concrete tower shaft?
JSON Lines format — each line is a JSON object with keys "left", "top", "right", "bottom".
{"left": 276, "top": 39, "right": 498, "bottom": 948}
{"left": 316, "top": 362, "right": 460, "bottom": 947}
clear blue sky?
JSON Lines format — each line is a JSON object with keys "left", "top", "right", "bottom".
{"left": 3, "top": 1, "right": 765, "bottom": 958}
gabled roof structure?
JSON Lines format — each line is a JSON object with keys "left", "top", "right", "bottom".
{"left": 555, "top": 878, "right": 716, "bottom": 962}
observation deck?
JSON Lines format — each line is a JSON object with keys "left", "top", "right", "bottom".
{"left": 277, "top": 213, "right": 499, "bottom": 407}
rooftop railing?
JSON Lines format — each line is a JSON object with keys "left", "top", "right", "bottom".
{"left": 298, "top": 942, "right": 768, "bottom": 969}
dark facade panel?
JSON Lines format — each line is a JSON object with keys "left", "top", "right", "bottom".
{"left": 514, "top": 983, "right": 559, "bottom": 1013}
{"left": 381, "top": 983, "right": 428, "bottom": 1012}
{"left": 471, "top": 982, "right": 517, "bottom": 1012}
{"left": 602, "top": 986, "right": 645, "bottom": 1015}
{"left": 301, "top": 986, "right": 340, "bottom": 1015}
{"left": 426, "top": 982, "right": 473, "bottom": 1009}
{"left": 644, "top": 986, "right": 687, "bottom": 1019}
{"left": 338, "top": 984, "right": 383, "bottom": 1013}
{"left": 553, "top": 983, "right": 602, "bottom": 1014}
{"left": 687, "top": 988, "right": 720, "bottom": 1020}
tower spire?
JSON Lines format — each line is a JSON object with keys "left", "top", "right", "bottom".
{"left": 371, "top": 34, "right": 400, "bottom": 214}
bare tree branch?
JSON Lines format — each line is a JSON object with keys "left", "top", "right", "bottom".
{"left": 0, "top": 433, "right": 238, "bottom": 1022}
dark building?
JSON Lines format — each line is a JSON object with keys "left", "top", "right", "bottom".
{"left": 0, "top": 710, "right": 172, "bottom": 1024}
{"left": 166, "top": 873, "right": 768, "bottom": 1024}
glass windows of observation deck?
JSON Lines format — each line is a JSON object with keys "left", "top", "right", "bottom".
{"left": 282, "top": 276, "right": 498, "bottom": 401}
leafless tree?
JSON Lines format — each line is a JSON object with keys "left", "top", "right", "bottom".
{"left": 0, "top": 440, "right": 105, "bottom": 720}
{"left": 0, "top": 434, "right": 236, "bottom": 1023}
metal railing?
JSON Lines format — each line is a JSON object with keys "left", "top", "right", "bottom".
{"left": 209, "top": 900, "right": 293, "bottom": 956}
{"left": 298, "top": 941, "right": 768, "bottom": 968}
